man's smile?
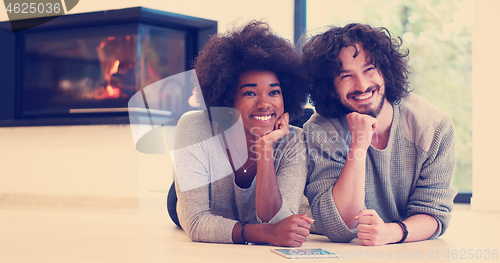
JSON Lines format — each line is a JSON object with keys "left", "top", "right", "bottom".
{"left": 349, "top": 85, "right": 379, "bottom": 102}
{"left": 352, "top": 90, "right": 375, "bottom": 101}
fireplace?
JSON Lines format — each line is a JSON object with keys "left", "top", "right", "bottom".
{"left": 0, "top": 7, "right": 217, "bottom": 126}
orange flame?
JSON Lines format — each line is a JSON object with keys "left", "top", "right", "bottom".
{"left": 106, "top": 85, "right": 120, "bottom": 98}
{"left": 103, "top": 59, "right": 121, "bottom": 98}
{"left": 109, "top": 60, "right": 120, "bottom": 75}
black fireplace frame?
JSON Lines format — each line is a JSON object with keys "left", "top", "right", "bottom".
{"left": 0, "top": 7, "right": 217, "bottom": 127}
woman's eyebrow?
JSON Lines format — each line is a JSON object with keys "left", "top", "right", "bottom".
{"left": 239, "top": 83, "right": 257, "bottom": 89}
{"left": 239, "top": 83, "right": 280, "bottom": 89}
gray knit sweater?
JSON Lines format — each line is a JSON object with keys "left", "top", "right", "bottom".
{"left": 172, "top": 110, "right": 308, "bottom": 243}
{"left": 303, "top": 93, "right": 457, "bottom": 243}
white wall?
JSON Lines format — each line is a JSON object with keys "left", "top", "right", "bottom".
{"left": 0, "top": 0, "right": 295, "bottom": 40}
{"left": 0, "top": 0, "right": 295, "bottom": 211}
{"left": 0, "top": 125, "right": 138, "bottom": 207}
{"left": 0, "top": 124, "right": 175, "bottom": 210}
{"left": 1, "top": 1, "right": 499, "bottom": 211}
{"left": 470, "top": 0, "right": 500, "bottom": 211}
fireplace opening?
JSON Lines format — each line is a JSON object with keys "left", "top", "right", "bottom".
{"left": 0, "top": 7, "right": 217, "bottom": 126}
{"left": 22, "top": 23, "right": 186, "bottom": 119}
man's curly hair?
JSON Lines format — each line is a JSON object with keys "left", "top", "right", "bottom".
{"left": 194, "top": 21, "right": 308, "bottom": 120}
{"left": 301, "top": 23, "right": 411, "bottom": 118}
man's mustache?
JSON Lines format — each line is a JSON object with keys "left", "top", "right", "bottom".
{"left": 346, "top": 84, "right": 384, "bottom": 98}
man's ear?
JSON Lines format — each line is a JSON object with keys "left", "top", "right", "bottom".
{"left": 330, "top": 91, "right": 337, "bottom": 98}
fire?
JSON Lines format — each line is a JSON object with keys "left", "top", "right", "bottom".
{"left": 80, "top": 36, "right": 136, "bottom": 100}
{"left": 109, "top": 60, "right": 120, "bottom": 76}
{"left": 106, "top": 85, "right": 120, "bottom": 98}
{"left": 104, "top": 59, "right": 122, "bottom": 98}
{"left": 80, "top": 59, "right": 122, "bottom": 99}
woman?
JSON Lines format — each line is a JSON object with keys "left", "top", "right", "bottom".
{"left": 171, "top": 21, "right": 312, "bottom": 247}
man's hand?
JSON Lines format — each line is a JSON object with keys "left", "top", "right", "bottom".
{"left": 346, "top": 112, "right": 377, "bottom": 151}
{"left": 354, "top": 209, "right": 403, "bottom": 246}
{"left": 267, "top": 214, "right": 314, "bottom": 247}
{"left": 331, "top": 113, "right": 376, "bottom": 228}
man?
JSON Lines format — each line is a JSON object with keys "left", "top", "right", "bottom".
{"left": 301, "top": 23, "right": 457, "bottom": 246}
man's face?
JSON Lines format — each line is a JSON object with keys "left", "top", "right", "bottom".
{"left": 333, "top": 44, "right": 386, "bottom": 118}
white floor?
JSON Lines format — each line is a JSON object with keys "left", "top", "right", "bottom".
{"left": 1, "top": 204, "right": 499, "bottom": 263}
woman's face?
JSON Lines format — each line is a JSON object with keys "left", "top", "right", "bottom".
{"left": 233, "top": 70, "right": 284, "bottom": 137}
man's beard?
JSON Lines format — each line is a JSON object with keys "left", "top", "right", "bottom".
{"left": 342, "top": 84, "right": 386, "bottom": 118}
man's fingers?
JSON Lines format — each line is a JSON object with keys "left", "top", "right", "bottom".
{"left": 356, "top": 209, "right": 377, "bottom": 217}
{"left": 355, "top": 209, "right": 380, "bottom": 224}
{"left": 347, "top": 112, "right": 377, "bottom": 129}
{"left": 358, "top": 215, "right": 378, "bottom": 225}
{"left": 359, "top": 239, "right": 377, "bottom": 246}
{"left": 357, "top": 231, "right": 372, "bottom": 240}
{"left": 356, "top": 223, "right": 370, "bottom": 233}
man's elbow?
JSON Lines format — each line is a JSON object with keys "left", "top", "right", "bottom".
{"left": 315, "top": 222, "right": 356, "bottom": 243}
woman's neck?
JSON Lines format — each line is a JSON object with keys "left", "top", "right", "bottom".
{"left": 223, "top": 130, "right": 258, "bottom": 188}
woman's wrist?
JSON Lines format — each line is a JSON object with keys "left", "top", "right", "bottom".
{"left": 241, "top": 223, "right": 249, "bottom": 244}
{"left": 255, "top": 138, "right": 274, "bottom": 153}
{"left": 241, "top": 223, "right": 274, "bottom": 245}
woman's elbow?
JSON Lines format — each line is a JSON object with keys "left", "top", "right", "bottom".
{"left": 179, "top": 218, "right": 202, "bottom": 242}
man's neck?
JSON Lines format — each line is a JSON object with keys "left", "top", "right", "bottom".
{"left": 371, "top": 98, "right": 393, "bottom": 149}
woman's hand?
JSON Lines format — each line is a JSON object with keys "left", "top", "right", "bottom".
{"left": 259, "top": 112, "right": 290, "bottom": 146}
{"left": 267, "top": 214, "right": 314, "bottom": 247}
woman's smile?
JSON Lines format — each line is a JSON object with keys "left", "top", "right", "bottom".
{"left": 233, "top": 70, "right": 284, "bottom": 137}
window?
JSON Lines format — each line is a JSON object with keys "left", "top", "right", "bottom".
{"left": 305, "top": 0, "right": 472, "bottom": 191}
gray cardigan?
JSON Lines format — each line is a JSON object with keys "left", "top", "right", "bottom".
{"left": 304, "top": 93, "right": 457, "bottom": 242}
{"left": 172, "top": 110, "right": 308, "bottom": 243}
